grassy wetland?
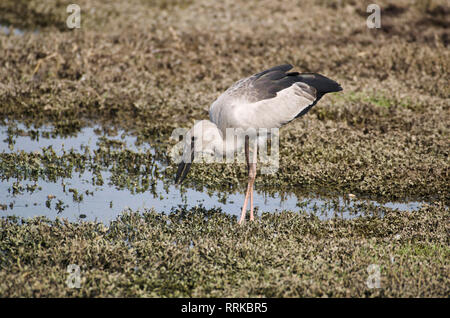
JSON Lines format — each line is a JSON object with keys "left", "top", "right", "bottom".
{"left": 0, "top": 0, "right": 449, "bottom": 297}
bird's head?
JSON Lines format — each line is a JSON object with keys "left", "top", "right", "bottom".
{"left": 175, "top": 120, "right": 222, "bottom": 185}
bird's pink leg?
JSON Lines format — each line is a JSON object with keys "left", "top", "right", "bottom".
{"left": 250, "top": 188, "right": 254, "bottom": 221}
{"left": 239, "top": 136, "right": 253, "bottom": 224}
{"left": 239, "top": 138, "right": 251, "bottom": 224}
{"left": 249, "top": 143, "right": 257, "bottom": 221}
{"left": 239, "top": 179, "right": 252, "bottom": 224}
{"left": 249, "top": 168, "right": 255, "bottom": 221}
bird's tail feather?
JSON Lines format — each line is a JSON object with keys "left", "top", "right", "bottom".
{"left": 297, "top": 73, "right": 342, "bottom": 95}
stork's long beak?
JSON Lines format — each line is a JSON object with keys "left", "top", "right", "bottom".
{"left": 175, "top": 161, "right": 191, "bottom": 185}
{"left": 174, "top": 136, "right": 195, "bottom": 185}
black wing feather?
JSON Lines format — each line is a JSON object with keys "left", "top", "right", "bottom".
{"left": 250, "top": 64, "right": 342, "bottom": 107}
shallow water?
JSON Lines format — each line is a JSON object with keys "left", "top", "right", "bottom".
{"left": 0, "top": 24, "right": 25, "bottom": 36}
{"left": 0, "top": 123, "right": 426, "bottom": 223}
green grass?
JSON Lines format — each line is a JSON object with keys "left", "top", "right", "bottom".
{"left": 0, "top": 204, "right": 448, "bottom": 297}
{"left": 0, "top": 0, "right": 448, "bottom": 297}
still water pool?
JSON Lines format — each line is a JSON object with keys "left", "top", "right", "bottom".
{"left": 0, "top": 122, "right": 425, "bottom": 223}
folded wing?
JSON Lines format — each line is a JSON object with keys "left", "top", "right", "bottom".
{"left": 210, "top": 64, "right": 342, "bottom": 130}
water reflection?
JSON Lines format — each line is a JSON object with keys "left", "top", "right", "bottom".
{"left": 0, "top": 24, "right": 26, "bottom": 36}
{"left": 0, "top": 122, "right": 427, "bottom": 223}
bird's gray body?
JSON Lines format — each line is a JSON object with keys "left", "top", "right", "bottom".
{"left": 175, "top": 64, "right": 342, "bottom": 185}
{"left": 209, "top": 64, "right": 342, "bottom": 134}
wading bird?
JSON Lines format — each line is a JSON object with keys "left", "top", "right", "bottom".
{"left": 175, "top": 64, "right": 342, "bottom": 224}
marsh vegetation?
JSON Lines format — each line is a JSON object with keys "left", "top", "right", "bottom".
{"left": 0, "top": 0, "right": 448, "bottom": 297}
